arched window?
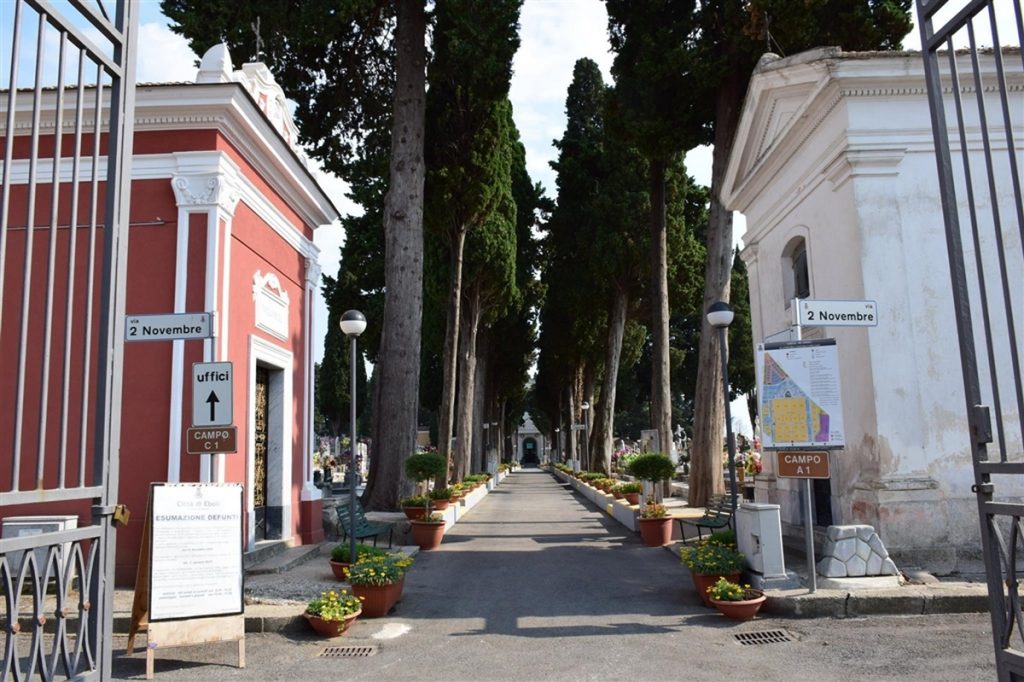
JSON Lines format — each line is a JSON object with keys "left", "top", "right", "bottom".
{"left": 782, "top": 236, "right": 810, "bottom": 305}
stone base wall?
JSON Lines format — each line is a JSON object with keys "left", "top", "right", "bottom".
{"left": 766, "top": 476, "right": 990, "bottom": 575}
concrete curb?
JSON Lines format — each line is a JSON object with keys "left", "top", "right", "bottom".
{"left": 548, "top": 467, "right": 994, "bottom": 619}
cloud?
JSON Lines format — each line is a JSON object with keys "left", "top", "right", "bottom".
{"left": 511, "top": 0, "right": 613, "bottom": 195}
{"left": 135, "top": 22, "right": 198, "bottom": 83}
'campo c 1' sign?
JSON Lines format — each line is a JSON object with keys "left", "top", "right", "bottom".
{"left": 776, "top": 451, "right": 830, "bottom": 479}
{"left": 186, "top": 426, "right": 238, "bottom": 455}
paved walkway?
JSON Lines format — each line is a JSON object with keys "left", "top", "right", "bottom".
{"left": 110, "top": 469, "right": 995, "bottom": 680}
{"left": 402, "top": 467, "right": 704, "bottom": 632}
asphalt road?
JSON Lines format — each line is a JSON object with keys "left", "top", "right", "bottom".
{"left": 111, "top": 469, "right": 996, "bottom": 681}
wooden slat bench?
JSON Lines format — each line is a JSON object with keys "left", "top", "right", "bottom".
{"left": 678, "top": 494, "right": 737, "bottom": 542}
{"left": 336, "top": 497, "right": 394, "bottom": 548}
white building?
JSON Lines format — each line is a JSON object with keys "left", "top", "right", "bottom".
{"left": 722, "top": 48, "right": 1023, "bottom": 573}
{"left": 515, "top": 414, "right": 548, "bottom": 466}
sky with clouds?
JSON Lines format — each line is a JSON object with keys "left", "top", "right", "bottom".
{"left": 6, "top": 0, "right": 1015, "bottom": 377}
{"left": 126, "top": 0, "right": 717, "bottom": 367}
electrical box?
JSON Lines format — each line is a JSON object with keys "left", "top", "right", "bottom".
{"left": 736, "top": 503, "right": 787, "bottom": 579}
{"left": 1, "top": 515, "right": 79, "bottom": 578}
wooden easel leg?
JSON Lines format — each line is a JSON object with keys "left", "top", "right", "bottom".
{"left": 146, "top": 648, "right": 155, "bottom": 680}
{"left": 238, "top": 637, "right": 246, "bottom": 668}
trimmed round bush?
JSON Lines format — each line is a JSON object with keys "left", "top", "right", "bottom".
{"left": 405, "top": 453, "right": 447, "bottom": 482}
{"left": 627, "top": 453, "right": 675, "bottom": 482}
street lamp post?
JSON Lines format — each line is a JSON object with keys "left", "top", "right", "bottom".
{"left": 581, "top": 401, "right": 590, "bottom": 471}
{"left": 491, "top": 421, "right": 499, "bottom": 469}
{"left": 339, "top": 309, "right": 366, "bottom": 564}
{"left": 706, "top": 301, "right": 738, "bottom": 512}
{"left": 555, "top": 427, "right": 561, "bottom": 463}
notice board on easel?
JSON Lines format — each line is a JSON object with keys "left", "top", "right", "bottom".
{"left": 127, "top": 483, "right": 245, "bottom": 678}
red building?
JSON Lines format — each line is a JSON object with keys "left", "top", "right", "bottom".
{"left": 1, "top": 44, "right": 336, "bottom": 584}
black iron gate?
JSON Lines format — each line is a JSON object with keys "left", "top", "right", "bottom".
{"left": 1, "top": 1, "right": 138, "bottom": 679}
{"left": 917, "top": 1, "right": 1024, "bottom": 679}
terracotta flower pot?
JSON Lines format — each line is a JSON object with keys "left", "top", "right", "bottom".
{"left": 712, "top": 591, "right": 767, "bottom": 621}
{"left": 403, "top": 506, "right": 430, "bottom": 521}
{"left": 691, "top": 572, "right": 742, "bottom": 608}
{"left": 329, "top": 560, "right": 349, "bottom": 580}
{"left": 430, "top": 498, "right": 451, "bottom": 511}
{"left": 611, "top": 490, "right": 623, "bottom": 500}
{"left": 410, "top": 520, "right": 446, "bottom": 550}
{"left": 624, "top": 492, "right": 641, "bottom": 505}
{"left": 352, "top": 582, "right": 403, "bottom": 617}
{"left": 303, "top": 609, "right": 361, "bottom": 637}
{"left": 637, "top": 517, "right": 673, "bottom": 547}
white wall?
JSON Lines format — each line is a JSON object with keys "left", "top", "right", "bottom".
{"left": 730, "top": 49, "right": 1023, "bottom": 572}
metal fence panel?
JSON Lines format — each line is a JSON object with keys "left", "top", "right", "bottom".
{"left": 917, "top": 1, "right": 1024, "bottom": 679}
{"left": 1, "top": 0, "right": 137, "bottom": 679}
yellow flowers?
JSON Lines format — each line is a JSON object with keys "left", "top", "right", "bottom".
{"left": 343, "top": 551, "right": 415, "bottom": 586}
{"left": 680, "top": 537, "right": 744, "bottom": 574}
{"left": 706, "top": 577, "right": 757, "bottom": 602}
{"left": 306, "top": 589, "right": 362, "bottom": 621}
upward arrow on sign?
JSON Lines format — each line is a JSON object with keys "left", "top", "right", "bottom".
{"left": 206, "top": 391, "right": 220, "bottom": 422}
{"left": 192, "top": 361, "right": 233, "bottom": 427}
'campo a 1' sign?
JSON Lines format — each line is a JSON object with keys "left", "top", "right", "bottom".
{"left": 776, "top": 451, "right": 831, "bottom": 479}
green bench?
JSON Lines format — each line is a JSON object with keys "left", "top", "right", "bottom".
{"left": 678, "top": 493, "right": 737, "bottom": 542}
{"left": 336, "top": 497, "right": 394, "bottom": 548}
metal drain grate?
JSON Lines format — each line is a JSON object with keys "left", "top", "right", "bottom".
{"left": 734, "top": 630, "right": 792, "bottom": 646}
{"left": 319, "top": 645, "right": 378, "bottom": 658}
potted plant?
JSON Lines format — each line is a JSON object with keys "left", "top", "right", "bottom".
{"left": 707, "top": 577, "right": 767, "bottom": 620}
{"left": 637, "top": 497, "right": 673, "bottom": 546}
{"left": 405, "top": 452, "right": 448, "bottom": 518}
{"left": 626, "top": 453, "right": 676, "bottom": 497}
{"left": 616, "top": 481, "right": 643, "bottom": 505}
{"left": 344, "top": 552, "right": 415, "bottom": 617}
{"left": 680, "top": 534, "right": 745, "bottom": 607}
{"left": 429, "top": 487, "right": 453, "bottom": 511}
{"left": 303, "top": 589, "right": 363, "bottom": 637}
{"left": 409, "top": 511, "right": 446, "bottom": 550}
{"left": 400, "top": 494, "right": 431, "bottom": 520}
{"left": 329, "top": 542, "right": 386, "bottom": 579}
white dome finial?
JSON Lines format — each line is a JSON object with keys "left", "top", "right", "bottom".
{"left": 196, "top": 43, "right": 233, "bottom": 84}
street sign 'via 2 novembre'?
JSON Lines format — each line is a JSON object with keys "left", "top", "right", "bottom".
{"left": 797, "top": 299, "right": 878, "bottom": 328}
{"left": 192, "top": 361, "right": 233, "bottom": 427}
{"left": 125, "top": 312, "right": 213, "bottom": 341}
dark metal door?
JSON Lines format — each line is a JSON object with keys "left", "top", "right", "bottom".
{"left": 917, "top": 1, "right": 1023, "bottom": 679}
{"left": 0, "top": 1, "right": 138, "bottom": 679}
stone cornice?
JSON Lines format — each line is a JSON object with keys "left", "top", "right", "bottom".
{"left": 722, "top": 49, "right": 1023, "bottom": 216}
{"left": 0, "top": 83, "right": 339, "bottom": 230}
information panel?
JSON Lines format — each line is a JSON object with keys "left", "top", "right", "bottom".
{"left": 149, "top": 483, "right": 243, "bottom": 621}
{"left": 758, "top": 339, "right": 845, "bottom": 450}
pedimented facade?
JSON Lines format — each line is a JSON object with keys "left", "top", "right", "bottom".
{"left": 1, "top": 44, "right": 338, "bottom": 583}
{"left": 722, "top": 48, "right": 1023, "bottom": 573}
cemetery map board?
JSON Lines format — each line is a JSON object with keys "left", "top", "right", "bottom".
{"left": 758, "top": 339, "right": 845, "bottom": 450}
